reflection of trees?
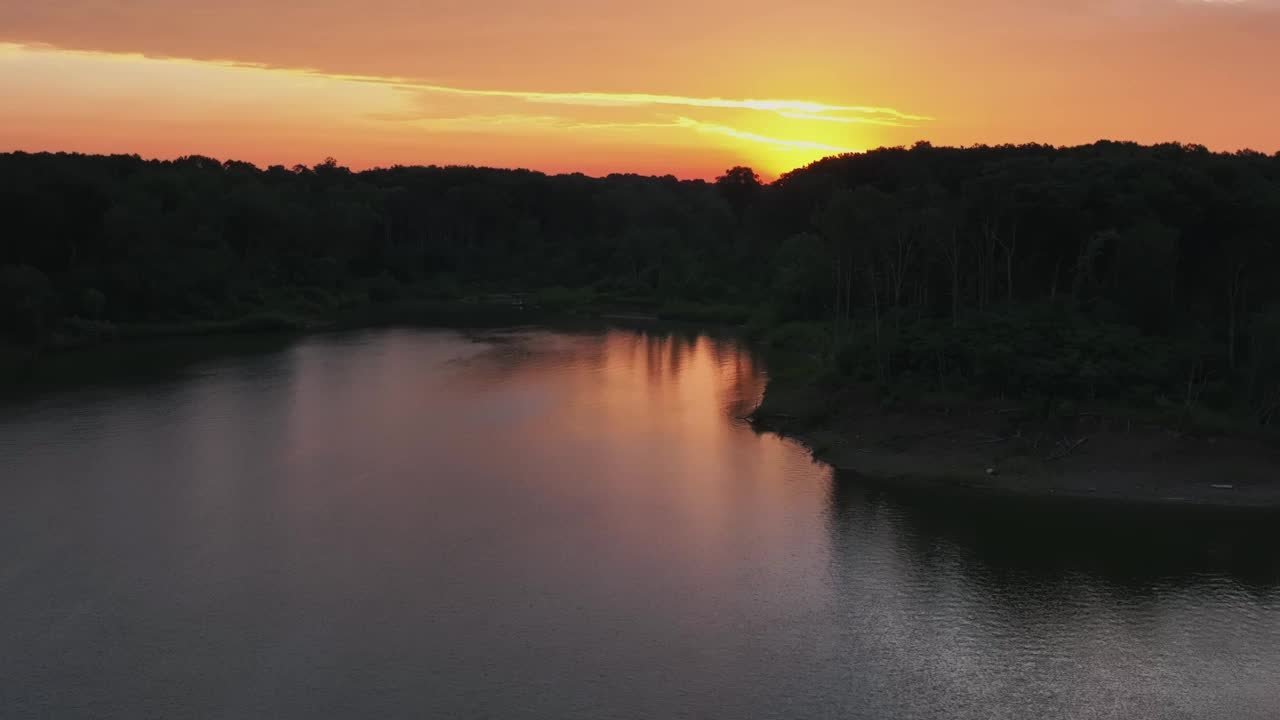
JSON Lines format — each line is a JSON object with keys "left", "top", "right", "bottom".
{"left": 819, "top": 476, "right": 1280, "bottom": 716}
{"left": 828, "top": 474, "right": 1280, "bottom": 610}
{"left": 446, "top": 328, "right": 609, "bottom": 387}
{"left": 437, "top": 325, "right": 769, "bottom": 430}
{"left": 711, "top": 337, "right": 768, "bottom": 420}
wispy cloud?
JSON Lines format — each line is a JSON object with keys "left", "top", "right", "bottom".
{"left": 378, "top": 109, "right": 863, "bottom": 154}
{"left": 369, "top": 112, "right": 567, "bottom": 129}
{"left": 397, "top": 83, "right": 930, "bottom": 120}
{"left": 674, "top": 118, "right": 860, "bottom": 154}
{"left": 373, "top": 112, "right": 683, "bottom": 133}
{"left": 3, "top": 39, "right": 932, "bottom": 128}
{"left": 228, "top": 56, "right": 930, "bottom": 126}
{"left": 356, "top": 64, "right": 918, "bottom": 158}
{"left": 775, "top": 111, "right": 917, "bottom": 128}
{"left": 2, "top": 39, "right": 931, "bottom": 120}
{"left": 0, "top": 40, "right": 911, "bottom": 172}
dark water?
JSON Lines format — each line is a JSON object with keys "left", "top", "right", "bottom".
{"left": 2, "top": 326, "right": 1278, "bottom": 719}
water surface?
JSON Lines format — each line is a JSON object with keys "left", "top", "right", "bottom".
{"left": 2, "top": 326, "right": 1278, "bottom": 718}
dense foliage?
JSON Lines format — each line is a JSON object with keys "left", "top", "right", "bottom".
{"left": 4, "top": 143, "right": 1280, "bottom": 421}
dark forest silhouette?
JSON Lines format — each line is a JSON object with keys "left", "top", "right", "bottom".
{"left": 4, "top": 142, "right": 1280, "bottom": 423}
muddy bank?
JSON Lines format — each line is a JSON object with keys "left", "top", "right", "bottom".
{"left": 751, "top": 379, "right": 1280, "bottom": 509}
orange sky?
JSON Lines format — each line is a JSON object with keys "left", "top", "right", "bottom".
{"left": 2, "top": 0, "right": 1278, "bottom": 178}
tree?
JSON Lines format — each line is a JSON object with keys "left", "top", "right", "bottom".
{"left": 816, "top": 186, "right": 858, "bottom": 351}
{"left": 6, "top": 144, "right": 1280, "bottom": 423}
{"left": 0, "top": 265, "right": 54, "bottom": 337}
{"left": 715, "top": 166, "right": 761, "bottom": 222}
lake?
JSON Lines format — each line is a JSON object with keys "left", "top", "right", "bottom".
{"left": 2, "top": 325, "right": 1278, "bottom": 719}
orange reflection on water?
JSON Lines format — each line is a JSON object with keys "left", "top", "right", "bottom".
{"left": 276, "top": 326, "right": 832, "bottom": 593}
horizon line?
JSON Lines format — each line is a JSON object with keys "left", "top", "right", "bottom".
{"left": 4, "top": 139, "right": 1275, "bottom": 182}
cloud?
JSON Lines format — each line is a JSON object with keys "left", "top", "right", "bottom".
{"left": 775, "top": 111, "right": 918, "bottom": 128}
{"left": 0, "top": 40, "right": 906, "bottom": 174}
{"left": 323, "top": 70, "right": 932, "bottom": 124}
{"left": 276, "top": 50, "right": 926, "bottom": 154}
{"left": 0, "top": 39, "right": 932, "bottom": 129}
{"left": 370, "top": 111, "right": 683, "bottom": 134}
{"left": 373, "top": 106, "right": 864, "bottom": 156}
{"left": 396, "top": 84, "right": 930, "bottom": 120}
{"left": 372, "top": 109, "right": 860, "bottom": 155}
{"left": 674, "top": 118, "right": 860, "bottom": 154}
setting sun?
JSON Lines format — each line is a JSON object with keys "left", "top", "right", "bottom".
{"left": 4, "top": 0, "right": 1278, "bottom": 176}
{"left": 0, "top": 42, "right": 893, "bottom": 178}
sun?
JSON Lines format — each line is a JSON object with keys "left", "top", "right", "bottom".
{"left": 696, "top": 111, "right": 875, "bottom": 178}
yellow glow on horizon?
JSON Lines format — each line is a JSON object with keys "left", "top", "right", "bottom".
{"left": 2, "top": 0, "right": 1277, "bottom": 176}
{"left": 0, "top": 42, "right": 915, "bottom": 178}
{"left": 674, "top": 117, "right": 861, "bottom": 176}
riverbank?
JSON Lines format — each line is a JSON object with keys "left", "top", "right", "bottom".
{"left": 1, "top": 293, "right": 755, "bottom": 383}
{"left": 750, "top": 377, "right": 1280, "bottom": 509}
{"left": 15, "top": 306, "right": 1280, "bottom": 511}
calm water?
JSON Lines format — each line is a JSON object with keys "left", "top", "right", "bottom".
{"left": 2, "top": 326, "right": 1279, "bottom": 719}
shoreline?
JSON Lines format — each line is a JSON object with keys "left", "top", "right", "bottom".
{"left": 3, "top": 294, "right": 749, "bottom": 363}
{"left": 749, "top": 379, "right": 1280, "bottom": 511}
{"left": 0, "top": 299, "right": 601, "bottom": 376}
{"left": 0, "top": 301, "right": 749, "bottom": 395}
{"left": 12, "top": 310, "right": 1280, "bottom": 512}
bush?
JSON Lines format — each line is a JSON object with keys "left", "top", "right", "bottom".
{"left": 656, "top": 301, "right": 751, "bottom": 324}
{"left": 0, "top": 265, "right": 55, "bottom": 337}
{"left": 761, "top": 321, "right": 831, "bottom": 354}
{"left": 365, "top": 273, "right": 402, "bottom": 303}
{"left": 80, "top": 288, "right": 107, "bottom": 319}
{"left": 536, "top": 286, "right": 596, "bottom": 311}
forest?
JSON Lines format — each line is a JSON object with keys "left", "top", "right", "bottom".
{"left": 3, "top": 142, "right": 1280, "bottom": 424}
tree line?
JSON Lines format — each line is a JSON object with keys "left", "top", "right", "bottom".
{"left": 3, "top": 142, "right": 1280, "bottom": 422}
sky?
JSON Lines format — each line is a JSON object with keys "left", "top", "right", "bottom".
{"left": 1, "top": 0, "right": 1278, "bottom": 178}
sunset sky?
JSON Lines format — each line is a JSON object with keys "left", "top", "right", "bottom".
{"left": 2, "top": 1, "right": 1278, "bottom": 178}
